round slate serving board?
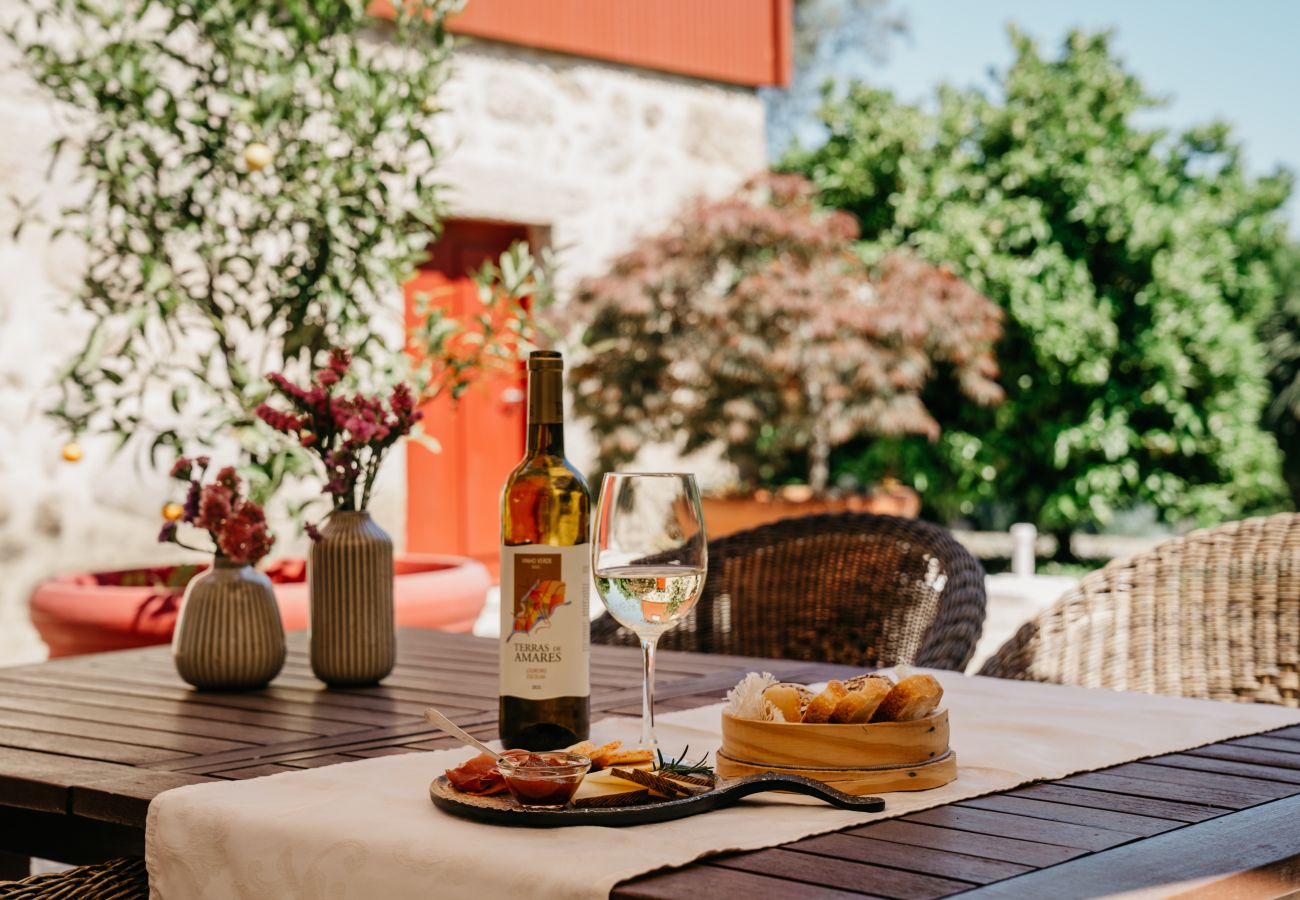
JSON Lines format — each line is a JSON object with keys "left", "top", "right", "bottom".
{"left": 429, "top": 772, "right": 885, "bottom": 828}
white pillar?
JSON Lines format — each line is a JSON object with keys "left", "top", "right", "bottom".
{"left": 1011, "top": 523, "right": 1037, "bottom": 577}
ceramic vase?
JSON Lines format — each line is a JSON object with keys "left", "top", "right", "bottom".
{"left": 309, "top": 510, "right": 395, "bottom": 686}
{"left": 172, "top": 558, "right": 286, "bottom": 690}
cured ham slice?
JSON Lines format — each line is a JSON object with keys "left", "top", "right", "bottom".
{"left": 444, "top": 753, "right": 507, "bottom": 795}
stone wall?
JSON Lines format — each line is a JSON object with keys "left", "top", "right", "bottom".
{"left": 0, "top": 33, "right": 765, "bottom": 665}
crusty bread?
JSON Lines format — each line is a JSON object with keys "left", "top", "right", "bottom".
{"left": 801, "top": 680, "right": 848, "bottom": 723}
{"left": 843, "top": 673, "right": 894, "bottom": 693}
{"left": 763, "top": 683, "right": 804, "bottom": 722}
{"left": 830, "top": 677, "right": 892, "bottom": 723}
{"left": 872, "top": 674, "right": 944, "bottom": 722}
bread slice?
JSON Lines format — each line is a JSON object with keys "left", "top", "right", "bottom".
{"left": 844, "top": 673, "right": 894, "bottom": 693}
{"left": 872, "top": 674, "right": 944, "bottom": 722}
{"left": 830, "top": 677, "right": 893, "bottom": 723}
{"left": 762, "top": 683, "right": 804, "bottom": 722}
{"left": 801, "top": 680, "right": 848, "bottom": 723}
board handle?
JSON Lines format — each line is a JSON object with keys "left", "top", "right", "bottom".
{"left": 714, "top": 773, "right": 885, "bottom": 812}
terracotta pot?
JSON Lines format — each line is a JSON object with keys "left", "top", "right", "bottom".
{"left": 29, "top": 554, "right": 490, "bottom": 659}
{"left": 172, "top": 558, "right": 286, "bottom": 690}
{"left": 308, "top": 511, "right": 395, "bottom": 687}
{"left": 701, "top": 484, "right": 921, "bottom": 540}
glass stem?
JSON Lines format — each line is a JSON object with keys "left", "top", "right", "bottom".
{"left": 639, "top": 634, "right": 660, "bottom": 751}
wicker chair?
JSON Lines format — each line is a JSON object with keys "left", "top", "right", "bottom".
{"left": 979, "top": 513, "right": 1300, "bottom": 706}
{"left": 0, "top": 858, "right": 146, "bottom": 899}
{"left": 591, "top": 513, "right": 987, "bottom": 671}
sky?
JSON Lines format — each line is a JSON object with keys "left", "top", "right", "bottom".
{"left": 854, "top": 0, "right": 1300, "bottom": 227}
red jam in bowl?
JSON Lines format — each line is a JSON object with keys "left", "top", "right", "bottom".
{"left": 496, "top": 751, "right": 590, "bottom": 808}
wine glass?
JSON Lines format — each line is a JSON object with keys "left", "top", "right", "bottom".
{"left": 592, "top": 473, "right": 707, "bottom": 751}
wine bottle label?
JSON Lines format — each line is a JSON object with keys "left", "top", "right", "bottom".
{"left": 499, "top": 544, "right": 591, "bottom": 699}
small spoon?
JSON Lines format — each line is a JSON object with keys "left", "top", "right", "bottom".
{"left": 424, "top": 707, "right": 505, "bottom": 762}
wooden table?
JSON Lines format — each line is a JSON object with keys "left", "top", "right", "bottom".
{"left": 2, "top": 630, "right": 1299, "bottom": 898}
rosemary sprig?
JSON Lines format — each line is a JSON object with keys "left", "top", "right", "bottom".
{"left": 654, "top": 745, "right": 715, "bottom": 778}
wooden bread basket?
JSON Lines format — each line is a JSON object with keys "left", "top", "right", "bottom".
{"left": 716, "top": 709, "right": 956, "bottom": 795}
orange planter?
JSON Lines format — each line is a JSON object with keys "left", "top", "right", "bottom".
{"left": 29, "top": 554, "right": 490, "bottom": 659}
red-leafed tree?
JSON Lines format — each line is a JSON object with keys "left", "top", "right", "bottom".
{"left": 570, "top": 174, "right": 1004, "bottom": 492}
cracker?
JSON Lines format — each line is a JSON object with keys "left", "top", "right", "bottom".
{"left": 601, "top": 748, "right": 654, "bottom": 767}
{"left": 586, "top": 740, "right": 625, "bottom": 770}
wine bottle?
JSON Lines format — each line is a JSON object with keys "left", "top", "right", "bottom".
{"left": 499, "top": 350, "right": 592, "bottom": 750}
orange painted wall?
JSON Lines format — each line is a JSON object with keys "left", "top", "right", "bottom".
{"left": 372, "top": 0, "right": 793, "bottom": 87}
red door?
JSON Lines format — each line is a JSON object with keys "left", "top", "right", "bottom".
{"left": 405, "top": 220, "right": 532, "bottom": 578}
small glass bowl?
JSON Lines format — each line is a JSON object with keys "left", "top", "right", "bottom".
{"left": 495, "top": 751, "right": 591, "bottom": 809}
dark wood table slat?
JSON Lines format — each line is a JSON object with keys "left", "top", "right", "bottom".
{"left": 901, "top": 805, "right": 1138, "bottom": 852}
{"left": 208, "top": 763, "right": 304, "bottom": 779}
{"left": 0, "top": 707, "right": 253, "bottom": 756}
{"left": 1006, "top": 782, "right": 1222, "bottom": 823}
{"left": 1186, "top": 741, "right": 1300, "bottom": 771}
{"left": 0, "top": 748, "right": 144, "bottom": 814}
{"left": 1055, "top": 770, "right": 1275, "bottom": 809}
{"left": 8, "top": 667, "right": 427, "bottom": 727}
{"left": 615, "top": 864, "right": 883, "bottom": 900}
{"left": 846, "top": 820, "right": 1087, "bottom": 868}
{"left": 0, "top": 688, "right": 327, "bottom": 744}
{"left": 1230, "top": 733, "right": 1300, "bottom": 754}
{"left": 954, "top": 794, "right": 1178, "bottom": 837}
{"left": 1099, "top": 760, "right": 1299, "bottom": 800}
{"left": 958, "top": 794, "right": 1300, "bottom": 899}
{"left": 1145, "top": 751, "right": 1300, "bottom": 785}
{"left": 0, "top": 670, "right": 381, "bottom": 732}
{"left": 279, "top": 753, "right": 370, "bottom": 769}
{"left": 72, "top": 771, "right": 216, "bottom": 826}
{"left": 0, "top": 725, "right": 186, "bottom": 765}
{"left": 711, "top": 846, "right": 974, "bottom": 900}
{"left": 344, "top": 745, "right": 422, "bottom": 758}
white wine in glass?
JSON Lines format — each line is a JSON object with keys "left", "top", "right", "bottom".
{"left": 593, "top": 473, "right": 707, "bottom": 750}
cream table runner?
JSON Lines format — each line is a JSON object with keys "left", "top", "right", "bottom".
{"left": 146, "top": 672, "right": 1300, "bottom": 899}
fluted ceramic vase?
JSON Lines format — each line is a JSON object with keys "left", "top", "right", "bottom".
{"left": 172, "top": 558, "right": 286, "bottom": 690}
{"left": 309, "top": 511, "right": 395, "bottom": 687}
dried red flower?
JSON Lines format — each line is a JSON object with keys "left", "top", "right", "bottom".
{"left": 259, "top": 348, "right": 422, "bottom": 516}
{"left": 158, "top": 466, "right": 275, "bottom": 566}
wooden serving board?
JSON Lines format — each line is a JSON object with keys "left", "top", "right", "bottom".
{"left": 720, "top": 708, "right": 950, "bottom": 768}
{"left": 715, "top": 749, "right": 958, "bottom": 794}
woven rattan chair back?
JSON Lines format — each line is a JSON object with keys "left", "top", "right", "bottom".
{"left": 591, "top": 513, "right": 987, "bottom": 671}
{"left": 978, "top": 513, "right": 1300, "bottom": 706}
{"left": 0, "top": 857, "right": 147, "bottom": 899}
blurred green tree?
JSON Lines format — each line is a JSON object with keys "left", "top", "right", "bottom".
{"left": 787, "top": 27, "right": 1294, "bottom": 539}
